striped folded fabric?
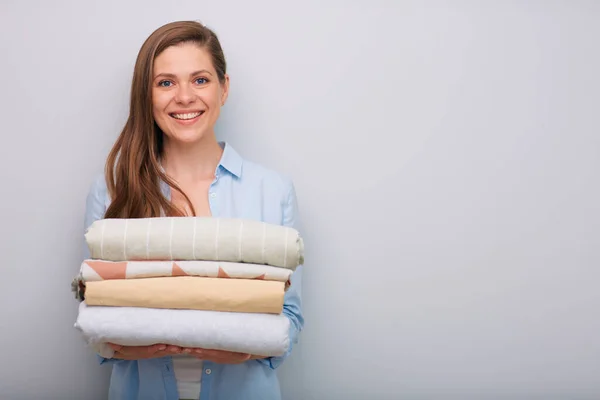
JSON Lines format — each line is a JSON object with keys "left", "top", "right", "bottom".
{"left": 84, "top": 216, "right": 304, "bottom": 269}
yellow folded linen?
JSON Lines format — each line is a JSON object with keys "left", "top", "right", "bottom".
{"left": 84, "top": 276, "right": 285, "bottom": 314}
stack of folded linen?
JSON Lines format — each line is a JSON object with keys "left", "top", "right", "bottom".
{"left": 72, "top": 216, "right": 304, "bottom": 360}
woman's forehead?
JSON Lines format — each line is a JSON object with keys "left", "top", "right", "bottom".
{"left": 154, "top": 44, "right": 214, "bottom": 74}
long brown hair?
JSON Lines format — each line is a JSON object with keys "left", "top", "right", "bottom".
{"left": 103, "top": 21, "right": 227, "bottom": 219}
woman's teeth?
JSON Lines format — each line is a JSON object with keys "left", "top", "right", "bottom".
{"left": 171, "top": 111, "right": 203, "bottom": 120}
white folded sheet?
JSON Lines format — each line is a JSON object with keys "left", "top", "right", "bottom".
{"left": 74, "top": 302, "right": 290, "bottom": 359}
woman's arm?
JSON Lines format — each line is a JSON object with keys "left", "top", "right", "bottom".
{"left": 256, "top": 178, "right": 305, "bottom": 369}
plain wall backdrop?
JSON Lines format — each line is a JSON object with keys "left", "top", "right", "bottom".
{"left": 1, "top": 1, "right": 599, "bottom": 399}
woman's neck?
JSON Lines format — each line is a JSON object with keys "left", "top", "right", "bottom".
{"left": 160, "top": 134, "right": 223, "bottom": 183}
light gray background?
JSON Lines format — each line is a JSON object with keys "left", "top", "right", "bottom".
{"left": 1, "top": 1, "right": 599, "bottom": 399}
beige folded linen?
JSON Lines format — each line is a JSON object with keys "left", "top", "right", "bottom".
{"left": 84, "top": 276, "right": 285, "bottom": 314}
{"left": 85, "top": 217, "right": 304, "bottom": 269}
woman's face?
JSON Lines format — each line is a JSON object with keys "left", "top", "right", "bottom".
{"left": 151, "top": 42, "right": 229, "bottom": 145}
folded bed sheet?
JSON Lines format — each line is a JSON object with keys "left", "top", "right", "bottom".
{"left": 74, "top": 302, "right": 290, "bottom": 359}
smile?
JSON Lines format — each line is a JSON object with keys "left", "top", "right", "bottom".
{"left": 169, "top": 111, "right": 204, "bottom": 120}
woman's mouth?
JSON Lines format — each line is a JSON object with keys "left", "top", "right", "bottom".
{"left": 169, "top": 111, "right": 204, "bottom": 122}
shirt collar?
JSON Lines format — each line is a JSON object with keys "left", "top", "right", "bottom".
{"left": 217, "top": 141, "right": 243, "bottom": 178}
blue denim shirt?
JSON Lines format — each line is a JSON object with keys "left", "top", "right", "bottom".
{"left": 82, "top": 142, "right": 304, "bottom": 400}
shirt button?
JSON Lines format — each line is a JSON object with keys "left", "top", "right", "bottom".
{"left": 205, "top": 368, "right": 212, "bottom": 375}
{"left": 210, "top": 193, "right": 216, "bottom": 198}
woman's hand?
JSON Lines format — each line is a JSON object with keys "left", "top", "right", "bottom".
{"left": 108, "top": 343, "right": 264, "bottom": 363}
{"left": 108, "top": 343, "right": 184, "bottom": 360}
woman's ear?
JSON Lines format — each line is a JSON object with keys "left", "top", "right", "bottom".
{"left": 220, "top": 74, "right": 230, "bottom": 106}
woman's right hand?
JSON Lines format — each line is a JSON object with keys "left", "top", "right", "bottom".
{"left": 108, "top": 343, "right": 185, "bottom": 360}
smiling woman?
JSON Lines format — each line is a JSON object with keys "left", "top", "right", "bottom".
{"left": 81, "top": 20, "right": 305, "bottom": 400}
{"left": 103, "top": 21, "right": 231, "bottom": 220}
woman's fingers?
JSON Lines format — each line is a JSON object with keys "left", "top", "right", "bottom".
{"left": 108, "top": 344, "right": 253, "bottom": 362}
{"left": 165, "top": 345, "right": 183, "bottom": 354}
{"left": 109, "top": 344, "right": 167, "bottom": 356}
{"left": 147, "top": 344, "right": 167, "bottom": 353}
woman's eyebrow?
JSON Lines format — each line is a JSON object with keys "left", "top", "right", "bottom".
{"left": 153, "top": 70, "right": 214, "bottom": 80}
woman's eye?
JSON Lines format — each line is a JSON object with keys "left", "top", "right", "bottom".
{"left": 195, "top": 77, "right": 208, "bottom": 85}
{"left": 158, "top": 80, "right": 173, "bottom": 87}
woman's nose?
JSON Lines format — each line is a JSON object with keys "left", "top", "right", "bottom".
{"left": 175, "top": 83, "right": 195, "bottom": 104}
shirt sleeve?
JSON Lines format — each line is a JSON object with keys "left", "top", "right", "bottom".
{"left": 257, "top": 179, "right": 305, "bottom": 369}
{"left": 83, "top": 174, "right": 106, "bottom": 259}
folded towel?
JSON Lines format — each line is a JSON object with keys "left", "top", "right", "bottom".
{"left": 74, "top": 302, "right": 290, "bottom": 358}
{"left": 84, "top": 276, "right": 285, "bottom": 314}
{"left": 85, "top": 217, "right": 304, "bottom": 269}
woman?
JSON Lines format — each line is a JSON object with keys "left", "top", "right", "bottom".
{"left": 83, "top": 20, "right": 304, "bottom": 400}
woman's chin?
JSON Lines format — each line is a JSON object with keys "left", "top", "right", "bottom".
{"left": 164, "top": 130, "right": 208, "bottom": 145}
